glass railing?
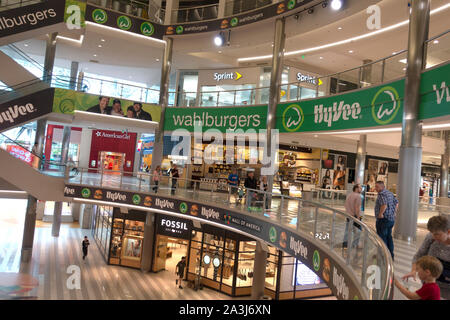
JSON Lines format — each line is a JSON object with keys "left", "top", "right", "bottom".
{"left": 65, "top": 167, "right": 395, "bottom": 300}
{"left": 224, "top": 0, "right": 273, "bottom": 17}
{"left": 88, "top": 0, "right": 165, "bottom": 24}
{"left": 173, "top": 3, "right": 219, "bottom": 23}
{"left": 2, "top": 29, "right": 449, "bottom": 108}
{"left": 311, "top": 187, "right": 450, "bottom": 228}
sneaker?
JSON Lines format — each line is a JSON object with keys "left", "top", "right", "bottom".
{"left": 179, "top": 286, "right": 183, "bottom": 289}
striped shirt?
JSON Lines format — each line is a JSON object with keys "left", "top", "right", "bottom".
{"left": 374, "top": 189, "right": 398, "bottom": 221}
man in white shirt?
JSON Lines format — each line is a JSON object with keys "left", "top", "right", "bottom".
{"left": 343, "top": 184, "right": 362, "bottom": 249}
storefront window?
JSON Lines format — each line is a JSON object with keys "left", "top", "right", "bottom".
{"left": 221, "top": 250, "right": 235, "bottom": 287}
{"left": 236, "top": 241, "right": 256, "bottom": 288}
{"left": 92, "top": 206, "right": 113, "bottom": 260}
{"left": 265, "top": 247, "right": 279, "bottom": 291}
{"left": 201, "top": 243, "right": 223, "bottom": 281}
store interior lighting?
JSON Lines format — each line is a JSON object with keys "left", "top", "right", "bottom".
{"left": 214, "top": 32, "right": 225, "bottom": 46}
{"left": 331, "top": 0, "right": 343, "bottom": 10}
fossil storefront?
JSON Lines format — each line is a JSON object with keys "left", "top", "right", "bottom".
{"left": 91, "top": 206, "right": 330, "bottom": 299}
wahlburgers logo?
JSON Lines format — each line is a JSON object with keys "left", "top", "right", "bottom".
{"left": 176, "top": 26, "right": 184, "bottom": 34}
{"left": 140, "top": 22, "right": 154, "bottom": 36}
{"left": 282, "top": 104, "right": 304, "bottom": 132}
{"left": 313, "top": 250, "right": 320, "bottom": 271}
{"left": 132, "top": 194, "right": 141, "bottom": 205}
{"left": 371, "top": 86, "right": 401, "bottom": 125}
{"left": 288, "top": 0, "right": 296, "bottom": 10}
{"left": 92, "top": 8, "right": 107, "bottom": 24}
{"left": 117, "top": 15, "right": 131, "bottom": 30}
{"left": 269, "top": 227, "right": 277, "bottom": 243}
{"left": 81, "top": 188, "right": 91, "bottom": 198}
{"left": 230, "top": 17, "right": 238, "bottom": 27}
{"left": 180, "top": 202, "right": 188, "bottom": 213}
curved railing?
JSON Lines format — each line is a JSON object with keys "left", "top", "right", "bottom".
{"left": 0, "top": 0, "right": 42, "bottom": 11}
{"left": 88, "top": 0, "right": 165, "bottom": 24}
{"left": 65, "top": 166, "right": 395, "bottom": 300}
{"left": 1, "top": 29, "right": 448, "bottom": 108}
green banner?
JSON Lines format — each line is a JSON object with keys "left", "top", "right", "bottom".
{"left": 277, "top": 62, "right": 450, "bottom": 132}
{"left": 164, "top": 105, "right": 268, "bottom": 133}
{"left": 277, "top": 80, "right": 405, "bottom": 133}
{"left": 419, "top": 62, "right": 450, "bottom": 121}
{"left": 53, "top": 88, "right": 161, "bottom": 122}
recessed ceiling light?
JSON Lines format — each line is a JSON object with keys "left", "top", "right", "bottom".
{"left": 98, "top": 45, "right": 102, "bottom": 48}
{"left": 101, "top": 39, "right": 105, "bottom": 42}
{"left": 338, "top": 27, "right": 342, "bottom": 30}
{"left": 433, "top": 40, "right": 439, "bottom": 44}
{"left": 156, "top": 58, "right": 160, "bottom": 62}
{"left": 403, "top": 67, "right": 406, "bottom": 71}
{"left": 392, "top": 52, "right": 397, "bottom": 55}
{"left": 319, "top": 56, "right": 323, "bottom": 59}
{"left": 218, "top": 51, "right": 222, "bottom": 53}
{"left": 399, "top": 58, "right": 407, "bottom": 64}
{"left": 93, "top": 54, "right": 97, "bottom": 57}
{"left": 24, "top": 44, "right": 29, "bottom": 47}
{"left": 348, "top": 50, "right": 353, "bottom": 53}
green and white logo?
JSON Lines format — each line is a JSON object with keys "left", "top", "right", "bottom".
{"left": 230, "top": 17, "right": 239, "bottom": 27}
{"left": 269, "top": 227, "right": 277, "bottom": 243}
{"left": 81, "top": 188, "right": 91, "bottom": 198}
{"left": 288, "top": 0, "right": 296, "bottom": 10}
{"left": 140, "top": 22, "right": 155, "bottom": 36}
{"left": 282, "top": 104, "right": 304, "bottom": 132}
{"left": 176, "top": 25, "right": 184, "bottom": 34}
{"left": 92, "top": 8, "right": 107, "bottom": 24}
{"left": 132, "top": 194, "right": 141, "bottom": 205}
{"left": 117, "top": 15, "right": 132, "bottom": 30}
{"left": 371, "top": 86, "right": 401, "bottom": 125}
{"left": 180, "top": 202, "right": 188, "bottom": 214}
{"left": 313, "top": 250, "right": 321, "bottom": 271}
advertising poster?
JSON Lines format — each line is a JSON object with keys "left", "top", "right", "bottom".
{"left": 377, "top": 160, "right": 389, "bottom": 185}
{"left": 332, "top": 154, "right": 346, "bottom": 190}
{"left": 366, "top": 159, "right": 379, "bottom": 192}
{"left": 52, "top": 88, "right": 161, "bottom": 122}
{"left": 321, "top": 168, "right": 334, "bottom": 190}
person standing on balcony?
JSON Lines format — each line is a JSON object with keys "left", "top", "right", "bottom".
{"left": 374, "top": 181, "right": 398, "bottom": 260}
{"left": 343, "top": 184, "right": 362, "bottom": 249}
{"left": 228, "top": 168, "right": 239, "bottom": 200}
{"left": 152, "top": 165, "right": 162, "bottom": 193}
{"left": 170, "top": 163, "right": 179, "bottom": 195}
{"left": 244, "top": 171, "right": 257, "bottom": 208}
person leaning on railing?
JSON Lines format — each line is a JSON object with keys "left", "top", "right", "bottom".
{"left": 402, "top": 215, "right": 450, "bottom": 300}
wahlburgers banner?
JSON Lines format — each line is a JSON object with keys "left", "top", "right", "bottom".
{"left": 0, "top": 0, "right": 86, "bottom": 40}
{"left": 64, "top": 183, "right": 365, "bottom": 300}
{"left": 0, "top": 88, "right": 55, "bottom": 132}
{"left": 86, "top": 4, "right": 165, "bottom": 39}
{"left": 87, "top": 0, "right": 313, "bottom": 39}
{"left": 277, "top": 62, "right": 450, "bottom": 133}
{"left": 164, "top": 105, "right": 267, "bottom": 133}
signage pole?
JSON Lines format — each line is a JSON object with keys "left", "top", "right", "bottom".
{"left": 43, "top": 32, "right": 58, "bottom": 84}
{"left": 355, "top": 135, "right": 367, "bottom": 185}
{"left": 151, "top": 37, "right": 173, "bottom": 174}
{"left": 266, "top": 18, "right": 285, "bottom": 207}
{"left": 438, "top": 131, "right": 450, "bottom": 210}
{"left": 394, "top": 0, "right": 430, "bottom": 242}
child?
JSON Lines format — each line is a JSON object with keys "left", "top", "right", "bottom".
{"left": 394, "top": 255, "right": 443, "bottom": 300}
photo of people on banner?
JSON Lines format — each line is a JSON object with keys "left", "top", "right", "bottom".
{"left": 321, "top": 153, "right": 347, "bottom": 191}
{"left": 52, "top": 88, "right": 161, "bottom": 122}
{"left": 366, "top": 159, "right": 389, "bottom": 192}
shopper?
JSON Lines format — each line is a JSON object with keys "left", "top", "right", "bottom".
{"left": 244, "top": 171, "right": 257, "bottom": 208}
{"left": 374, "top": 181, "right": 398, "bottom": 260}
{"left": 343, "top": 184, "right": 362, "bottom": 249}
{"left": 176, "top": 256, "right": 187, "bottom": 289}
{"left": 402, "top": 215, "right": 450, "bottom": 299}
{"left": 152, "top": 165, "right": 162, "bottom": 193}
{"left": 133, "top": 102, "right": 152, "bottom": 121}
{"left": 228, "top": 168, "right": 239, "bottom": 198}
{"left": 395, "top": 255, "right": 443, "bottom": 300}
{"left": 169, "top": 163, "right": 179, "bottom": 195}
{"left": 82, "top": 236, "right": 90, "bottom": 260}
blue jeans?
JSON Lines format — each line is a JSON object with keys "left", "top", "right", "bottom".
{"left": 376, "top": 218, "right": 395, "bottom": 259}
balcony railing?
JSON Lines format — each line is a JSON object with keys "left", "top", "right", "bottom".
{"left": 88, "top": 0, "right": 165, "bottom": 24}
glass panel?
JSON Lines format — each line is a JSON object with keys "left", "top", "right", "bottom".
{"left": 426, "top": 31, "right": 450, "bottom": 69}
{"left": 383, "top": 51, "right": 407, "bottom": 82}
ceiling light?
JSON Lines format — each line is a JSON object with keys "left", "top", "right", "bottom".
{"left": 322, "top": 1, "right": 328, "bottom": 8}
{"left": 338, "top": 27, "right": 342, "bottom": 30}
{"left": 403, "top": 68, "right": 406, "bottom": 71}
{"left": 93, "top": 54, "right": 97, "bottom": 57}
{"left": 156, "top": 58, "right": 160, "bottom": 62}
{"left": 24, "top": 44, "right": 28, "bottom": 47}
{"left": 348, "top": 50, "right": 353, "bottom": 53}
{"left": 218, "top": 51, "right": 222, "bottom": 54}
{"left": 331, "top": 0, "right": 343, "bottom": 10}
{"left": 98, "top": 45, "right": 102, "bottom": 48}
{"left": 319, "top": 56, "right": 323, "bottom": 59}
{"left": 433, "top": 40, "right": 439, "bottom": 44}
{"left": 238, "top": 4, "right": 450, "bottom": 63}
{"left": 399, "top": 59, "right": 407, "bottom": 64}
{"left": 307, "top": 8, "right": 314, "bottom": 14}
{"left": 101, "top": 39, "right": 105, "bottom": 42}
{"left": 392, "top": 52, "right": 397, "bottom": 55}
{"left": 214, "top": 32, "right": 225, "bottom": 46}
